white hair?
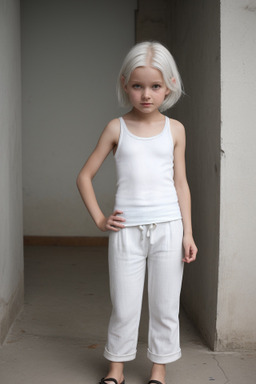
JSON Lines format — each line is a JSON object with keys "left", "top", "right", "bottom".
{"left": 117, "top": 41, "right": 183, "bottom": 112}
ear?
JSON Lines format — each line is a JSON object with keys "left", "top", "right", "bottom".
{"left": 165, "top": 77, "right": 176, "bottom": 98}
{"left": 121, "top": 75, "right": 128, "bottom": 93}
{"left": 165, "top": 88, "right": 171, "bottom": 97}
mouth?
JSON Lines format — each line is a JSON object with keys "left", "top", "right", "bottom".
{"left": 141, "top": 103, "right": 152, "bottom": 106}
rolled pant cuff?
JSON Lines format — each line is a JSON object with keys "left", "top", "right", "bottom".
{"left": 147, "top": 348, "right": 182, "bottom": 364}
{"left": 104, "top": 347, "right": 136, "bottom": 362}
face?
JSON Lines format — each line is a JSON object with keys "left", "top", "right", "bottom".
{"left": 123, "top": 66, "right": 170, "bottom": 114}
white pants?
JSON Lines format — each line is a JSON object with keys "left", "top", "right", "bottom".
{"left": 104, "top": 220, "right": 184, "bottom": 364}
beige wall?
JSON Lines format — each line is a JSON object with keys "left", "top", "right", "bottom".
{"left": 217, "top": 0, "right": 256, "bottom": 350}
{"left": 0, "top": 0, "right": 24, "bottom": 344}
{"left": 22, "top": 0, "right": 137, "bottom": 236}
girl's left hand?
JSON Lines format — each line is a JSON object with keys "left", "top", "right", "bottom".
{"left": 182, "top": 234, "right": 198, "bottom": 263}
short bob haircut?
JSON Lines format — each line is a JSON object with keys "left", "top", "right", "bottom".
{"left": 117, "top": 41, "right": 183, "bottom": 112}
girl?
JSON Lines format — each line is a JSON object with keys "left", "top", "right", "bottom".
{"left": 77, "top": 41, "right": 197, "bottom": 384}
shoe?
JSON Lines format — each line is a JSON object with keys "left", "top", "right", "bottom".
{"left": 99, "top": 378, "right": 125, "bottom": 384}
{"left": 148, "top": 381, "right": 163, "bottom": 384}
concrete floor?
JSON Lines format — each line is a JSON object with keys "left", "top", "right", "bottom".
{"left": 0, "top": 246, "right": 255, "bottom": 384}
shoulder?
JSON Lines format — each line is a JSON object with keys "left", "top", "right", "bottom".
{"left": 101, "top": 118, "right": 120, "bottom": 145}
{"left": 169, "top": 118, "right": 186, "bottom": 146}
{"left": 169, "top": 118, "right": 185, "bottom": 134}
{"left": 105, "top": 118, "right": 120, "bottom": 134}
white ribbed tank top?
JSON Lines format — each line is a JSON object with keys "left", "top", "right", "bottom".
{"left": 113, "top": 116, "right": 182, "bottom": 226}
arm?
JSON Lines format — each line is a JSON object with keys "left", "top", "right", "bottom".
{"left": 76, "top": 119, "right": 125, "bottom": 232}
{"left": 171, "top": 119, "right": 198, "bottom": 263}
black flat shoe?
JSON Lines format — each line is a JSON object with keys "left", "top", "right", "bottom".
{"left": 99, "top": 378, "right": 125, "bottom": 384}
{"left": 148, "top": 380, "right": 164, "bottom": 384}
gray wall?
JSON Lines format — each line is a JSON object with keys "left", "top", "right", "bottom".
{"left": 0, "top": 0, "right": 24, "bottom": 344}
{"left": 171, "top": 0, "right": 256, "bottom": 351}
{"left": 217, "top": 0, "right": 256, "bottom": 350}
{"left": 22, "top": 0, "right": 137, "bottom": 236}
{"left": 169, "top": 0, "right": 221, "bottom": 351}
{"left": 136, "top": 0, "right": 221, "bottom": 350}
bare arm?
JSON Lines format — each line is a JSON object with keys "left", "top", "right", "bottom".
{"left": 76, "top": 119, "right": 125, "bottom": 232}
{"left": 171, "top": 119, "right": 198, "bottom": 263}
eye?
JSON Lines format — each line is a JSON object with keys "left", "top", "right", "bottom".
{"left": 152, "top": 84, "right": 161, "bottom": 89}
{"left": 132, "top": 84, "right": 141, "bottom": 89}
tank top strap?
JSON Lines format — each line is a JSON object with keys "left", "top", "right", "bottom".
{"left": 164, "top": 116, "right": 174, "bottom": 149}
{"left": 163, "top": 116, "right": 170, "bottom": 134}
{"left": 119, "top": 117, "right": 128, "bottom": 136}
{"left": 113, "top": 117, "right": 124, "bottom": 158}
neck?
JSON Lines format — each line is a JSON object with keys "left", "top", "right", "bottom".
{"left": 127, "top": 108, "right": 164, "bottom": 122}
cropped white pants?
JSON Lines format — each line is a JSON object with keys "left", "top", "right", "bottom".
{"left": 104, "top": 220, "right": 184, "bottom": 364}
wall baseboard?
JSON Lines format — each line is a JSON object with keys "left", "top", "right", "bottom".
{"left": 0, "top": 273, "right": 24, "bottom": 345}
{"left": 24, "top": 236, "right": 108, "bottom": 247}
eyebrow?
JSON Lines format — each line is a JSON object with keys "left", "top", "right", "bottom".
{"left": 130, "top": 79, "right": 164, "bottom": 83}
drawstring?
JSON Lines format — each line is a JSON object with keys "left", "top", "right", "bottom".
{"left": 139, "top": 223, "right": 157, "bottom": 244}
{"left": 139, "top": 225, "right": 144, "bottom": 241}
{"left": 147, "top": 223, "right": 157, "bottom": 244}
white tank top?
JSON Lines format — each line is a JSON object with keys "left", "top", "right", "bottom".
{"left": 113, "top": 116, "right": 182, "bottom": 226}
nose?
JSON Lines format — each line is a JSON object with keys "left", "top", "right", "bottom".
{"left": 142, "top": 87, "right": 150, "bottom": 100}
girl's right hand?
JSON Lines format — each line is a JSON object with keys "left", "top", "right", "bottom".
{"left": 98, "top": 210, "right": 125, "bottom": 232}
